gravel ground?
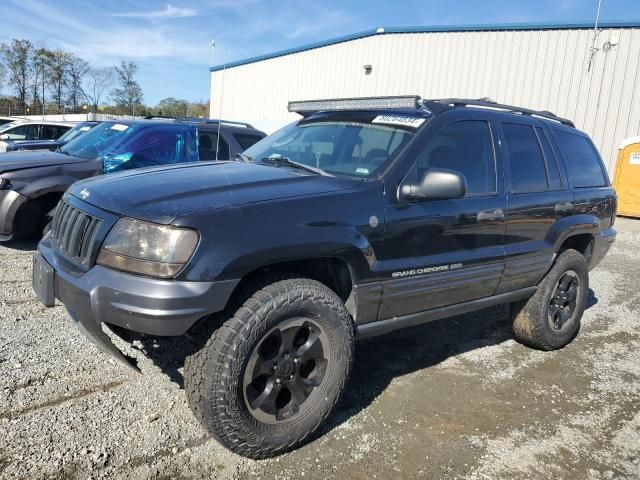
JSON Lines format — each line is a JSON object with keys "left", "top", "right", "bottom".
{"left": 1, "top": 218, "right": 639, "bottom": 480}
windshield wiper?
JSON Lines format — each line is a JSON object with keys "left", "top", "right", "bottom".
{"left": 260, "top": 156, "right": 332, "bottom": 176}
{"left": 234, "top": 153, "right": 253, "bottom": 162}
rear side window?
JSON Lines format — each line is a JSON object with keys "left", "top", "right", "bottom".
{"left": 502, "top": 123, "right": 548, "bottom": 193}
{"left": 234, "top": 133, "right": 264, "bottom": 150}
{"left": 554, "top": 131, "right": 607, "bottom": 188}
{"left": 198, "top": 132, "right": 231, "bottom": 160}
{"left": 41, "top": 125, "right": 68, "bottom": 140}
{"left": 536, "top": 128, "right": 562, "bottom": 190}
{"left": 415, "top": 120, "right": 496, "bottom": 194}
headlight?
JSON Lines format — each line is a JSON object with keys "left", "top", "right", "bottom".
{"left": 97, "top": 218, "right": 199, "bottom": 278}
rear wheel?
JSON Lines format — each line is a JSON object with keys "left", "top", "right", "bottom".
{"left": 184, "top": 278, "right": 354, "bottom": 458}
{"left": 512, "top": 249, "right": 588, "bottom": 350}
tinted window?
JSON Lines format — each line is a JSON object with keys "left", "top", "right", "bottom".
{"left": 234, "top": 133, "right": 264, "bottom": 150}
{"left": 554, "top": 131, "right": 606, "bottom": 188}
{"left": 198, "top": 132, "right": 230, "bottom": 160}
{"left": 416, "top": 120, "right": 496, "bottom": 194}
{"left": 502, "top": 123, "right": 548, "bottom": 193}
{"left": 536, "top": 127, "right": 562, "bottom": 190}
{"left": 41, "top": 125, "right": 68, "bottom": 140}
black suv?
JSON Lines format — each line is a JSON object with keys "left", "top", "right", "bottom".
{"left": 32, "top": 97, "right": 616, "bottom": 458}
{"left": 0, "top": 118, "right": 265, "bottom": 241}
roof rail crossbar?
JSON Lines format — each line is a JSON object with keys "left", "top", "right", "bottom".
{"left": 428, "top": 98, "right": 575, "bottom": 127}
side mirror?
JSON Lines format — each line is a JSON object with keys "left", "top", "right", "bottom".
{"left": 0, "top": 134, "right": 8, "bottom": 140}
{"left": 400, "top": 168, "right": 467, "bottom": 201}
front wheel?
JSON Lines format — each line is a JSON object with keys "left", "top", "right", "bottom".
{"left": 184, "top": 278, "right": 354, "bottom": 458}
{"left": 512, "top": 249, "right": 589, "bottom": 350}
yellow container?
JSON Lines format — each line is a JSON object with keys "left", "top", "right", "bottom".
{"left": 613, "top": 137, "right": 640, "bottom": 218}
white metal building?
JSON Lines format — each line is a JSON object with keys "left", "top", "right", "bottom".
{"left": 210, "top": 21, "right": 640, "bottom": 173}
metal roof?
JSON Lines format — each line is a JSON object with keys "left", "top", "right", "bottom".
{"left": 210, "top": 20, "right": 640, "bottom": 72}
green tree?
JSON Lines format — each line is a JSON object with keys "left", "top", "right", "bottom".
{"left": 47, "top": 50, "right": 72, "bottom": 109}
{"left": 30, "top": 48, "right": 51, "bottom": 113}
{"left": 0, "top": 39, "right": 34, "bottom": 112}
{"left": 110, "top": 61, "right": 143, "bottom": 115}
{"left": 156, "top": 97, "right": 189, "bottom": 117}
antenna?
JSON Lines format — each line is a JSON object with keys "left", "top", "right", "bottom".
{"left": 587, "top": 0, "right": 603, "bottom": 72}
{"left": 215, "top": 47, "right": 227, "bottom": 161}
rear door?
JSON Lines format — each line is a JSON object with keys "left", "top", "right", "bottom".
{"left": 497, "top": 120, "right": 573, "bottom": 293}
{"left": 381, "top": 114, "right": 507, "bottom": 318}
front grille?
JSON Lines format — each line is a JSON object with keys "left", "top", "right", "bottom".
{"left": 50, "top": 200, "right": 102, "bottom": 268}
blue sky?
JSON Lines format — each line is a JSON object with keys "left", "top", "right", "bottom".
{"left": 2, "top": 0, "right": 640, "bottom": 105}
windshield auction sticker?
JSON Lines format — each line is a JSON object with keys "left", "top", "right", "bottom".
{"left": 372, "top": 115, "right": 426, "bottom": 128}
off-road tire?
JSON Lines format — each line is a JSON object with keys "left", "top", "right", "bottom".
{"left": 184, "top": 278, "right": 354, "bottom": 458}
{"left": 512, "top": 249, "right": 588, "bottom": 350}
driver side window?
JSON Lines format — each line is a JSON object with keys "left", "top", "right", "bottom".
{"left": 413, "top": 120, "right": 496, "bottom": 195}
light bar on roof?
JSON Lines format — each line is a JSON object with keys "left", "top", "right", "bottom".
{"left": 288, "top": 96, "right": 422, "bottom": 113}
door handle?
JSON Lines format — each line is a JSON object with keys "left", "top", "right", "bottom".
{"left": 477, "top": 208, "right": 505, "bottom": 222}
{"left": 554, "top": 202, "right": 574, "bottom": 213}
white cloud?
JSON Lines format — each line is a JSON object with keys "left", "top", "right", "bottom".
{"left": 111, "top": 4, "right": 197, "bottom": 19}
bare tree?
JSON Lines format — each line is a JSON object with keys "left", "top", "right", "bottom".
{"left": 0, "top": 63, "right": 5, "bottom": 94}
{"left": 81, "top": 67, "right": 114, "bottom": 112}
{"left": 110, "top": 61, "right": 143, "bottom": 115}
{"left": 46, "top": 50, "right": 72, "bottom": 109}
{"left": 0, "top": 39, "right": 33, "bottom": 112}
{"left": 67, "top": 55, "right": 89, "bottom": 112}
{"left": 30, "top": 48, "right": 50, "bottom": 113}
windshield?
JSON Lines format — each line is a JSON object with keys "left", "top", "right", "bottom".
{"left": 61, "top": 122, "right": 136, "bottom": 159}
{"left": 242, "top": 118, "right": 415, "bottom": 177}
{"left": 58, "top": 122, "right": 96, "bottom": 144}
{"left": 60, "top": 122, "right": 198, "bottom": 172}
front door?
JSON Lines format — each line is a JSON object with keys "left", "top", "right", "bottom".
{"left": 380, "top": 118, "right": 507, "bottom": 319}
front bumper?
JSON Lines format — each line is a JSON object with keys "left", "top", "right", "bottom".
{"left": 0, "top": 190, "right": 28, "bottom": 240}
{"left": 34, "top": 235, "right": 239, "bottom": 370}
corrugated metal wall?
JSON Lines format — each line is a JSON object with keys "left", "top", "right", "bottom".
{"left": 210, "top": 27, "right": 640, "bottom": 173}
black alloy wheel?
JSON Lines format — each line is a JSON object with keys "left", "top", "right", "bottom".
{"left": 548, "top": 270, "right": 580, "bottom": 331}
{"left": 243, "top": 318, "right": 330, "bottom": 424}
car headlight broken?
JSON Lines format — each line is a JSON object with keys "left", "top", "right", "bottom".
{"left": 97, "top": 218, "right": 198, "bottom": 278}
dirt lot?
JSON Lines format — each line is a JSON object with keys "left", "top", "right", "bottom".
{"left": 1, "top": 218, "right": 639, "bottom": 480}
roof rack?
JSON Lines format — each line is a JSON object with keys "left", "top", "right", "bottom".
{"left": 193, "top": 118, "right": 255, "bottom": 129}
{"left": 428, "top": 98, "right": 575, "bottom": 127}
{"left": 289, "top": 96, "right": 423, "bottom": 114}
{"left": 143, "top": 115, "right": 254, "bottom": 129}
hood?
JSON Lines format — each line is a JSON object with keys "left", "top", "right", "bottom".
{"left": 0, "top": 150, "right": 86, "bottom": 173}
{"left": 69, "top": 161, "right": 360, "bottom": 224}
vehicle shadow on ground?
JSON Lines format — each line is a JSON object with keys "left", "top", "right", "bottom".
{"left": 2, "top": 239, "right": 39, "bottom": 252}
{"left": 136, "top": 288, "right": 598, "bottom": 435}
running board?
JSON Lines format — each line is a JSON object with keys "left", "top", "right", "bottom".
{"left": 356, "top": 286, "right": 537, "bottom": 339}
